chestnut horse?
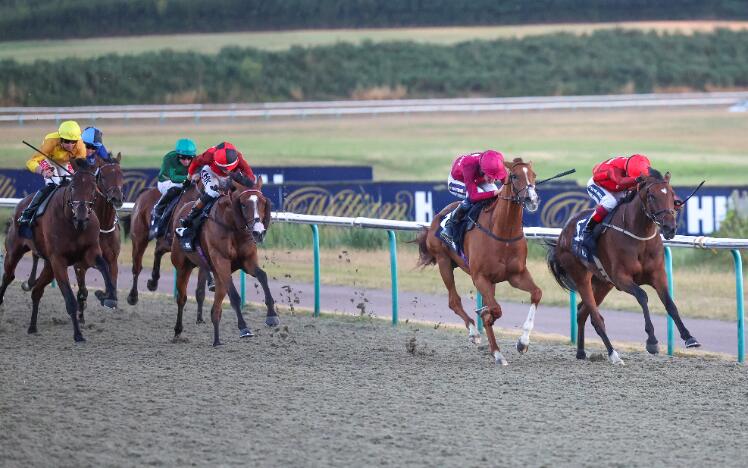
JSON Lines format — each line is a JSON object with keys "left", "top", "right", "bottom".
{"left": 22, "top": 155, "right": 124, "bottom": 323}
{"left": 0, "top": 162, "right": 117, "bottom": 342}
{"left": 127, "top": 183, "right": 198, "bottom": 306}
{"left": 547, "top": 170, "right": 701, "bottom": 365}
{"left": 416, "top": 158, "right": 542, "bottom": 365}
{"left": 171, "top": 186, "right": 278, "bottom": 346}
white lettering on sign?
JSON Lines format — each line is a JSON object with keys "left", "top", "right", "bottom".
{"left": 415, "top": 191, "right": 433, "bottom": 223}
{"left": 715, "top": 196, "right": 728, "bottom": 231}
{"left": 687, "top": 196, "right": 714, "bottom": 234}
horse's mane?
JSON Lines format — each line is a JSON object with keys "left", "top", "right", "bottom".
{"left": 619, "top": 167, "right": 666, "bottom": 206}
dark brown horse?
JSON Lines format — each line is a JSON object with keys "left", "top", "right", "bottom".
{"left": 0, "top": 161, "right": 117, "bottom": 342}
{"left": 22, "top": 155, "right": 124, "bottom": 323}
{"left": 416, "top": 158, "right": 543, "bottom": 365}
{"left": 171, "top": 186, "right": 278, "bottom": 346}
{"left": 547, "top": 170, "right": 701, "bottom": 365}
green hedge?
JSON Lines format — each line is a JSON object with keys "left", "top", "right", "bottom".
{"left": 1, "top": 0, "right": 747, "bottom": 41}
{"left": 2, "top": 29, "right": 747, "bottom": 106}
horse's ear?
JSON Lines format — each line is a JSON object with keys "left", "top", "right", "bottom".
{"left": 664, "top": 171, "right": 671, "bottom": 182}
{"left": 255, "top": 176, "right": 263, "bottom": 190}
{"left": 72, "top": 158, "right": 89, "bottom": 171}
{"left": 115, "top": 152, "right": 122, "bottom": 163}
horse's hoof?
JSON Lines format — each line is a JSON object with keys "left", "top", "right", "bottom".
{"left": 21, "top": 281, "right": 32, "bottom": 292}
{"left": 146, "top": 279, "right": 158, "bottom": 291}
{"left": 608, "top": 350, "right": 625, "bottom": 365}
{"left": 101, "top": 299, "right": 117, "bottom": 310}
{"left": 493, "top": 351, "right": 508, "bottom": 366}
{"left": 469, "top": 334, "right": 481, "bottom": 345}
{"left": 685, "top": 337, "right": 702, "bottom": 348}
{"left": 646, "top": 342, "right": 659, "bottom": 355}
{"left": 265, "top": 316, "right": 280, "bottom": 327}
{"left": 74, "top": 335, "right": 86, "bottom": 343}
{"left": 576, "top": 349, "right": 587, "bottom": 360}
{"left": 239, "top": 328, "right": 254, "bottom": 338}
{"left": 516, "top": 338, "right": 529, "bottom": 354}
{"left": 27, "top": 326, "right": 37, "bottom": 334}
{"left": 196, "top": 317, "right": 205, "bottom": 324}
{"left": 213, "top": 341, "right": 224, "bottom": 347}
{"left": 127, "top": 292, "right": 138, "bottom": 306}
{"left": 94, "top": 290, "right": 106, "bottom": 301}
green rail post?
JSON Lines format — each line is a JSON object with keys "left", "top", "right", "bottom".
{"left": 664, "top": 247, "right": 675, "bottom": 356}
{"left": 388, "top": 230, "right": 398, "bottom": 326}
{"left": 476, "top": 293, "right": 484, "bottom": 333}
{"left": 732, "top": 249, "right": 744, "bottom": 363}
{"left": 311, "top": 224, "right": 320, "bottom": 317}
{"left": 240, "top": 271, "right": 246, "bottom": 308}
{"left": 570, "top": 290, "right": 577, "bottom": 344}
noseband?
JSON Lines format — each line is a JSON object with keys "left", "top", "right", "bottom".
{"left": 497, "top": 164, "right": 536, "bottom": 205}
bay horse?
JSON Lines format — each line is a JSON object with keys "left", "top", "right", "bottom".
{"left": 416, "top": 158, "right": 543, "bottom": 365}
{"left": 0, "top": 160, "right": 118, "bottom": 342}
{"left": 22, "top": 155, "right": 124, "bottom": 323}
{"left": 547, "top": 169, "right": 701, "bottom": 365}
{"left": 171, "top": 185, "right": 278, "bottom": 346}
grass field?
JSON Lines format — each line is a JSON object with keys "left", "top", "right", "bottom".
{"left": 1, "top": 21, "right": 747, "bottom": 62}
{"left": 1, "top": 107, "right": 746, "bottom": 185}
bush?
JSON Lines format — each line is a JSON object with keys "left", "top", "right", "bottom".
{"left": 2, "top": 30, "right": 747, "bottom": 106}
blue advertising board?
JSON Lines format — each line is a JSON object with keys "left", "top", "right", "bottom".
{"left": 0, "top": 168, "right": 741, "bottom": 236}
{"left": 264, "top": 180, "right": 746, "bottom": 236}
{"left": 0, "top": 165, "right": 373, "bottom": 202}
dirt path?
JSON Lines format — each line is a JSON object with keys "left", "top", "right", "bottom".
{"left": 1, "top": 285, "right": 747, "bottom": 467}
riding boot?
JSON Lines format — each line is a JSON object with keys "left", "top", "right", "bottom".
{"left": 581, "top": 217, "right": 601, "bottom": 253}
{"left": 179, "top": 199, "right": 206, "bottom": 229}
{"left": 150, "top": 187, "right": 182, "bottom": 239}
{"left": 18, "top": 184, "right": 56, "bottom": 226}
{"left": 442, "top": 199, "right": 472, "bottom": 242}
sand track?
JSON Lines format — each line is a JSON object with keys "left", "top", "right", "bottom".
{"left": 1, "top": 286, "right": 746, "bottom": 467}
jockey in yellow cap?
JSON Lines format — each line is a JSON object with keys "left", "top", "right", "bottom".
{"left": 18, "top": 120, "right": 87, "bottom": 228}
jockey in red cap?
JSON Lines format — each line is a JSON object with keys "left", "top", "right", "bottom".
{"left": 581, "top": 154, "right": 651, "bottom": 251}
{"left": 441, "top": 149, "right": 510, "bottom": 242}
{"left": 179, "top": 141, "right": 257, "bottom": 229}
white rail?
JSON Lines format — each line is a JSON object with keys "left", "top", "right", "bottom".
{"left": 1, "top": 198, "right": 746, "bottom": 249}
{"left": 1, "top": 92, "right": 747, "bottom": 123}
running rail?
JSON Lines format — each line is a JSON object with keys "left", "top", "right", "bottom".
{"left": 0, "top": 198, "right": 745, "bottom": 361}
{"left": 1, "top": 92, "right": 747, "bottom": 123}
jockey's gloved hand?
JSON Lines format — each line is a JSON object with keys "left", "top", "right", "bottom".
{"left": 182, "top": 178, "right": 191, "bottom": 188}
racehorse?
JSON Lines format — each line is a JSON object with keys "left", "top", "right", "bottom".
{"left": 127, "top": 182, "right": 204, "bottom": 304}
{"left": 415, "top": 158, "right": 542, "bottom": 365}
{"left": 547, "top": 169, "right": 701, "bottom": 365}
{"left": 0, "top": 160, "right": 118, "bottom": 342}
{"left": 171, "top": 185, "right": 278, "bottom": 346}
{"left": 22, "top": 155, "right": 124, "bottom": 323}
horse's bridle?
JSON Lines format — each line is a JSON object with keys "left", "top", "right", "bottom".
{"left": 235, "top": 189, "right": 266, "bottom": 237}
{"left": 64, "top": 171, "right": 97, "bottom": 217}
{"left": 640, "top": 180, "right": 676, "bottom": 228}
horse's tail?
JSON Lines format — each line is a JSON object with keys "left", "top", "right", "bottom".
{"left": 546, "top": 239, "right": 576, "bottom": 292}
{"left": 411, "top": 228, "right": 436, "bottom": 267}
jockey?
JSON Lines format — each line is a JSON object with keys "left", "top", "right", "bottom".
{"left": 179, "top": 141, "right": 257, "bottom": 229}
{"left": 582, "top": 154, "right": 651, "bottom": 250}
{"left": 149, "top": 138, "right": 197, "bottom": 238}
{"left": 441, "top": 149, "right": 510, "bottom": 242}
{"left": 82, "top": 126, "right": 112, "bottom": 165}
{"left": 18, "top": 120, "right": 86, "bottom": 228}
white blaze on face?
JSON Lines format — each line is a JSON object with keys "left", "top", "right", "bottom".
{"left": 522, "top": 167, "right": 540, "bottom": 212}
{"left": 249, "top": 194, "right": 265, "bottom": 233}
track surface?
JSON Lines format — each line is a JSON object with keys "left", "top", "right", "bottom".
{"left": 1, "top": 284, "right": 747, "bottom": 467}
